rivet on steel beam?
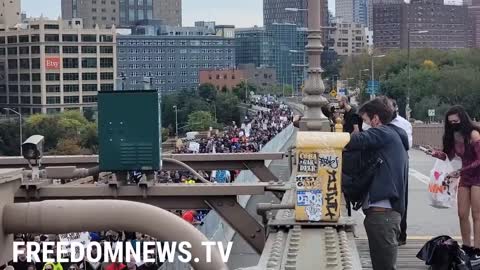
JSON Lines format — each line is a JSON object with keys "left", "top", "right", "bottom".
{"left": 266, "top": 261, "right": 278, "bottom": 267}
{"left": 289, "top": 247, "right": 299, "bottom": 253}
{"left": 286, "top": 259, "right": 296, "bottom": 265}
{"left": 250, "top": 234, "right": 256, "bottom": 238}
{"left": 256, "top": 228, "right": 262, "bottom": 232}
{"left": 287, "top": 253, "right": 297, "bottom": 259}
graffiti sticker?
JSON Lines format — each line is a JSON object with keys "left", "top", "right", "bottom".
{"left": 298, "top": 152, "right": 319, "bottom": 173}
{"left": 296, "top": 175, "right": 318, "bottom": 189}
{"left": 318, "top": 154, "right": 340, "bottom": 170}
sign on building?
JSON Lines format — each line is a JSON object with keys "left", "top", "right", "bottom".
{"left": 45, "top": 57, "right": 61, "bottom": 70}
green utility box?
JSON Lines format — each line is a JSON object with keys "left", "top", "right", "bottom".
{"left": 98, "top": 90, "right": 162, "bottom": 171}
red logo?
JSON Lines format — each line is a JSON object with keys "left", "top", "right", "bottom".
{"left": 45, "top": 57, "right": 60, "bottom": 70}
{"left": 434, "top": 171, "right": 441, "bottom": 181}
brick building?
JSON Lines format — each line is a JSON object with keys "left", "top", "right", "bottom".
{"left": 199, "top": 64, "right": 277, "bottom": 91}
{"left": 373, "top": 0, "right": 473, "bottom": 50}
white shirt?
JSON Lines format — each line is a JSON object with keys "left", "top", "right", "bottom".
{"left": 391, "top": 115, "right": 413, "bottom": 149}
{"left": 362, "top": 115, "right": 413, "bottom": 149}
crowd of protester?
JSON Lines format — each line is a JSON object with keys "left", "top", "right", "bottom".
{"left": 155, "top": 95, "right": 293, "bottom": 186}
{"left": 1, "top": 96, "right": 294, "bottom": 270}
{"left": 5, "top": 232, "right": 164, "bottom": 270}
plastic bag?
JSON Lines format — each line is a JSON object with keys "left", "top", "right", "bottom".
{"left": 429, "top": 159, "right": 459, "bottom": 208}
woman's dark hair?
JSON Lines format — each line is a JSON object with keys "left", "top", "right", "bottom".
{"left": 443, "top": 105, "right": 480, "bottom": 157}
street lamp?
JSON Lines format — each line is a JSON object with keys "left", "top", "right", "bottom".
{"left": 172, "top": 105, "right": 178, "bottom": 138}
{"left": 296, "top": 0, "right": 330, "bottom": 131}
{"left": 370, "top": 54, "right": 385, "bottom": 100}
{"left": 243, "top": 77, "right": 256, "bottom": 102}
{"left": 289, "top": 49, "right": 306, "bottom": 97}
{"left": 3, "top": 108, "right": 22, "bottom": 156}
{"left": 292, "top": 63, "right": 308, "bottom": 97}
{"left": 358, "top": 68, "right": 369, "bottom": 92}
{"left": 206, "top": 99, "right": 217, "bottom": 122}
{"left": 406, "top": 29, "right": 429, "bottom": 120}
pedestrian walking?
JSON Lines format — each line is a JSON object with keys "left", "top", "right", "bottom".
{"left": 426, "top": 105, "right": 480, "bottom": 261}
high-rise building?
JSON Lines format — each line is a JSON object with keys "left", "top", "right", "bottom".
{"left": 62, "top": 0, "right": 119, "bottom": 28}
{"left": 263, "top": 0, "right": 329, "bottom": 31}
{"left": 61, "top": 0, "right": 181, "bottom": 29}
{"left": 235, "top": 27, "right": 273, "bottom": 68}
{"left": 336, "top": 0, "right": 369, "bottom": 26}
{"left": 469, "top": 0, "right": 480, "bottom": 47}
{"left": 373, "top": 0, "right": 472, "bottom": 50}
{"left": 117, "top": 25, "right": 235, "bottom": 92}
{"left": 0, "top": 0, "right": 20, "bottom": 27}
{"left": 0, "top": 18, "right": 116, "bottom": 115}
{"left": 235, "top": 23, "right": 307, "bottom": 94}
{"left": 268, "top": 23, "right": 307, "bottom": 94}
{"left": 331, "top": 22, "right": 368, "bottom": 56}
{"left": 119, "top": 0, "right": 181, "bottom": 27}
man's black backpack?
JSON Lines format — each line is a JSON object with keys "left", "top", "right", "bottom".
{"left": 342, "top": 150, "right": 384, "bottom": 210}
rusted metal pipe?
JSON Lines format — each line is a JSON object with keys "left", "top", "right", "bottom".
{"left": 162, "top": 158, "right": 210, "bottom": 183}
{"left": 3, "top": 200, "right": 228, "bottom": 270}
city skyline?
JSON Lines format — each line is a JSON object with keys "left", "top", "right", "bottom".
{"left": 22, "top": 0, "right": 337, "bottom": 27}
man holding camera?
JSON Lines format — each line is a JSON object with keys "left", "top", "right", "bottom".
{"left": 344, "top": 97, "right": 409, "bottom": 270}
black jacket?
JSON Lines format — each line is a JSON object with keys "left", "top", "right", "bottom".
{"left": 345, "top": 124, "right": 409, "bottom": 215}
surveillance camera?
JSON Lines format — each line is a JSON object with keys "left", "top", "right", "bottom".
{"left": 22, "top": 135, "right": 45, "bottom": 161}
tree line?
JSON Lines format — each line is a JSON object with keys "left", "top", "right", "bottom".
{"left": 0, "top": 110, "right": 98, "bottom": 156}
{"left": 0, "top": 83, "right": 247, "bottom": 156}
{"left": 340, "top": 49, "right": 480, "bottom": 121}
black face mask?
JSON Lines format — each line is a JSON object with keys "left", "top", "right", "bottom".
{"left": 451, "top": 123, "right": 462, "bottom": 131}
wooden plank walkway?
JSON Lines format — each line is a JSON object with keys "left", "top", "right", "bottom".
{"left": 356, "top": 239, "right": 429, "bottom": 269}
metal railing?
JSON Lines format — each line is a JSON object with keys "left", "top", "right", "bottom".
{"left": 412, "top": 124, "right": 444, "bottom": 149}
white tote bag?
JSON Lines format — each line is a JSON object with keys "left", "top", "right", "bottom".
{"left": 429, "top": 158, "right": 459, "bottom": 208}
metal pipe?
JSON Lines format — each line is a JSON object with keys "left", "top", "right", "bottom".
{"left": 22, "top": 166, "right": 100, "bottom": 180}
{"left": 3, "top": 200, "right": 228, "bottom": 270}
{"left": 162, "top": 158, "right": 210, "bottom": 183}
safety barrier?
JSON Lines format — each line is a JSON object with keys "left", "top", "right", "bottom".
{"left": 158, "top": 124, "right": 295, "bottom": 270}
{"left": 412, "top": 124, "right": 444, "bottom": 149}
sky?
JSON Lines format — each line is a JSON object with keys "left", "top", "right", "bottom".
{"left": 22, "top": 0, "right": 336, "bottom": 28}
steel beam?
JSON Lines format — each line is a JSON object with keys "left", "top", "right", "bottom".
{"left": 15, "top": 183, "right": 272, "bottom": 199}
{"left": 206, "top": 197, "right": 266, "bottom": 254}
{"left": 0, "top": 154, "right": 281, "bottom": 183}
{"left": 162, "top": 153, "right": 283, "bottom": 161}
{"left": 0, "top": 153, "right": 283, "bottom": 169}
{"left": 244, "top": 161, "right": 279, "bottom": 182}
